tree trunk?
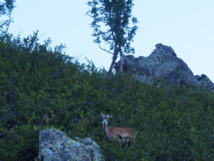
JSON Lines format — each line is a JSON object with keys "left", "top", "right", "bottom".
{"left": 108, "top": 52, "right": 118, "bottom": 76}
{"left": 119, "top": 54, "right": 124, "bottom": 74}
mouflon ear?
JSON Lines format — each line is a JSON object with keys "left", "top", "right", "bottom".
{"left": 107, "top": 115, "right": 112, "bottom": 118}
{"left": 101, "top": 113, "right": 105, "bottom": 117}
{"left": 101, "top": 114, "right": 112, "bottom": 118}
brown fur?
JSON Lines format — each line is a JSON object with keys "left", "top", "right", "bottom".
{"left": 101, "top": 114, "right": 137, "bottom": 146}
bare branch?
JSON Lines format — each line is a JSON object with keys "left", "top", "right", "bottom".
{"left": 98, "top": 43, "right": 113, "bottom": 54}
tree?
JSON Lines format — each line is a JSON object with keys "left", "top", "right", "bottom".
{"left": 87, "top": 0, "right": 138, "bottom": 75}
{"left": 0, "top": 0, "right": 15, "bottom": 34}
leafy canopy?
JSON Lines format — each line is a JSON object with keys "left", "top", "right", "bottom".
{"left": 0, "top": 0, "right": 15, "bottom": 34}
{"left": 87, "top": 0, "right": 138, "bottom": 74}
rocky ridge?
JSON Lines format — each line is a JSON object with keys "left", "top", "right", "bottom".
{"left": 115, "top": 43, "right": 214, "bottom": 92}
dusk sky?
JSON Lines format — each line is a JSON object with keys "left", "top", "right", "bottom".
{"left": 8, "top": 0, "right": 214, "bottom": 81}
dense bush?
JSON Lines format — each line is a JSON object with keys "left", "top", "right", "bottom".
{"left": 0, "top": 33, "right": 213, "bottom": 160}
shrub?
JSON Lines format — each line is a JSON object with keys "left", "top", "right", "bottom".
{"left": 0, "top": 33, "right": 213, "bottom": 160}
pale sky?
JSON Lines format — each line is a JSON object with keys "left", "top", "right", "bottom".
{"left": 8, "top": 0, "right": 214, "bottom": 82}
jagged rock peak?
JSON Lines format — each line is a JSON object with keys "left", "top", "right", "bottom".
{"left": 149, "top": 43, "right": 177, "bottom": 61}
{"left": 114, "top": 43, "right": 214, "bottom": 92}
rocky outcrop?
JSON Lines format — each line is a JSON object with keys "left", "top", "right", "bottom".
{"left": 195, "top": 74, "right": 214, "bottom": 92}
{"left": 38, "top": 128, "right": 103, "bottom": 161}
{"left": 115, "top": 43, "right": 214, "bottom": 92}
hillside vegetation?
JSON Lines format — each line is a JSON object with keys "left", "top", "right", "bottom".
{"left": 0, "top": 33, "right": 214, "bottom": 161}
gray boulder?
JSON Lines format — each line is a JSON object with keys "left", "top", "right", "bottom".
{"left": 115, "top": 43, "right": 214, "bottom": 92}
{"left": 38, "top": 128, "right": 103, "bottom": 161}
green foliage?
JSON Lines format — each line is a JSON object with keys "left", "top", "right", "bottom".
{"left": 87, "top": 0, "right": 138, "bottom": 74}
{"left": 0, "top": 33, "right": 214, "bottom": 160}
{"left": 0, "top": 0, "right": 16, "bottom": 34}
